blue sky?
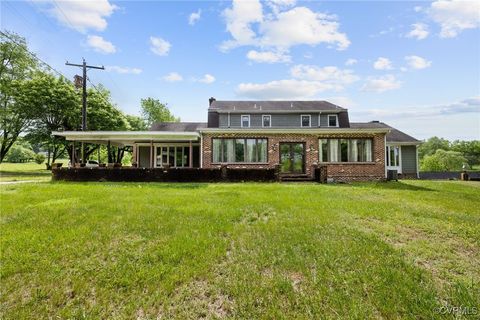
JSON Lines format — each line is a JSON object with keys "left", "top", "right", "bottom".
{"left": 2, "top": 0, "right": 479, "bottom": 140}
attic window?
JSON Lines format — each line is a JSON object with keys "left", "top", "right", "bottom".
{"left": 328, "top": 114, "right": 338, "bottom": 127}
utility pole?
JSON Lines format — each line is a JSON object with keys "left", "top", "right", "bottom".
{"left": 66, "top": 58, "right": 104, "bottom": 164}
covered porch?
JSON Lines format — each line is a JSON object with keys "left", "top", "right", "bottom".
{"left": 53, "top": 131, "right": 201, "bottom": 168}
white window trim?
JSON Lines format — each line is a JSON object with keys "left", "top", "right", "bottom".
{"left": 301, "top": 114, "right": 311, "bottom": 127}
{"left": 327, "top": 114, "right": 339, "bottom": 127}
{"left": 241, "top": 114, "right": 250, "bottom": 128}
{"left": 262, "top": 114, "right": 271, "bottom": 127}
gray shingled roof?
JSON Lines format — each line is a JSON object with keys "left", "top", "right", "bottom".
{"left": 209, "top": 100, "right": 346, "bottom": 112}
{"left": 150, "top": 122, "right": 207, "bottom": 132}
{"left": 350, "top": 122, "right": 420, "bottom": 143}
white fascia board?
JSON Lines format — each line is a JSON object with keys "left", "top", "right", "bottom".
{"left": 386, "top": 141, "right": 422, "bottom": 146}
{"left": 52, "top": 131, "right": 200, "bottom": 141}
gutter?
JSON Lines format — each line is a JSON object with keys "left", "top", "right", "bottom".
{"left": 199, "top": 128, "right": 390, "bottom": 134}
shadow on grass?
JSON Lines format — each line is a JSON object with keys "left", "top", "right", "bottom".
{"left": 367, "top": 181, "right": 435, "bottom": 192}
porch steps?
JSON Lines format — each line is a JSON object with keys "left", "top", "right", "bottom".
{"left": 280, "top": 174, "right": 314, "bottom": 182}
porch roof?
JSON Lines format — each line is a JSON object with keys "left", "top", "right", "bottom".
{"left": 53, "top": 131, "right": 200, "bottom": 146}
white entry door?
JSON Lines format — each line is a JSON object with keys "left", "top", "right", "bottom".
{"left": 386, "top": 145, "right": 402, "bottom": 173}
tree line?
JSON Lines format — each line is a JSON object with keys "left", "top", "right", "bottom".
{"left": 419, "top": 137, "right": 480, "bottom": 171}
{"left": 1, "top": 31, "right": 178, "bottom": 168}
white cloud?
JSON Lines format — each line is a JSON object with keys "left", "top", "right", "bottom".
{"left": 197, "top": 74, "right": 216, "bottom": 84}
{"left": 236, "top": 79, "right": 338, "bottom": 100}
{"left": 362, "top": 75, "right": 401, "bottom": 93}
{"left": 373, "top": 57, "right": 393, "bottom": 70}
{"left": 290, "top": 65, "right": 359, "bottom": 86}
{"left": 429, "top": 0, "right": 480, "bottom": 38}
{"left": 149, "top": 36, "right": 171, "bottom": 56}
{"left": 259, "top": 7, "right": 350, "bottom": 50}
{"left": 48, "top": 0, "right": 117, "bottom": 33}
{"left": 362, "top": 97, "right": 480, "bottom": 119}
{"left": 345, "top": 58, "right": 357, "bottom": 66}
{"left": 189, "top": 9, "right": 201, "bottom": 25}
{"left": 236, "top": 64, "right": 359, "bottom": 99}
{"left": 86, "top": 35, "right": 116, "bottom": 54}
{"left": 246, "top": 50, "right": 291, "bottom": 63}
{"left": 325, "top": 96, "right": 355, "bottom": 108}
{"left": 106, "top": 66, "right": 142, "bottom": 74}
{"left": 221, "top": 0, "right": 263, "bottom": 50}
{"left": 406, "top": 23, "right": 429, "bottom": 40}
{"left": 163, "top": 72, "right": 183, "bottom": 82}
{"left": 405, "top": 55, "right": 432, "bottom": 69}
{"left": 221, "top": 1, "right": 350, "bottom": 52}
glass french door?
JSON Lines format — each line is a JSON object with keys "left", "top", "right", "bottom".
{"left": 280, "top": 143, "right": 305, "bottom": 173}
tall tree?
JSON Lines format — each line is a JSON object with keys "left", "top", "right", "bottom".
{"left": 451, "top": 140, "right": 480, "bottom": 167}
{"left": 0, "top": 31, "right": 38, "bottom": 163}
{"left": 23, "top": 71, "right": 80, "bottom": 168}
{"left": 418, "top": 136, "right": 450, "bottom": 160}
{"left": 140, "top": 98, "right": 179, "bottom": 128}
{"left": 125, "top": 114, "right": 148, "bottom": 131}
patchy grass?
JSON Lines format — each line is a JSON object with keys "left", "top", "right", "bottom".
{"left": 1, "top": 181, "right": 479, "bottom": 319}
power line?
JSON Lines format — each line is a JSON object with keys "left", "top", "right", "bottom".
{"left": 1, "top": 30, "right": 114, "bottom": 107}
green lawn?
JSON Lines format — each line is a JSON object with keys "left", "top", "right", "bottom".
{"left": 1, "top": 181, "right": 479, "bottom": 319}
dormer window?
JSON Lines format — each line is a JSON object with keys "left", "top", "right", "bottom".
{"left": 301, "top": 115, "right": 311, "bottom": 127}
{"left": 328, "top": 114, "right": 338, "bottom": 127}
{"left": 262, "top": 115, "right": 271, "bottom": 127}
{"left": 241, "top": 115, "right": 250, "bottom": 128}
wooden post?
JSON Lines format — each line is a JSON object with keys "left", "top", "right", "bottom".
{"left": 189, "top": 140, "right": 193, "bottom": 168}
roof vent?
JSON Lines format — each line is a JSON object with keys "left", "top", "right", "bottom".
{"left": 370, "top": 120, "right": 380, "bottom": 123}
{"left": 290, "top": 102, "right": 293, "bottom": 108}
{"left": 254, "top": 103, "right": 257, "bottom": 108}
{"left": 209, "top": 97, "right": 216, "bottom": 106}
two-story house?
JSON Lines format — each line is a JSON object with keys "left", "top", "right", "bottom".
{"left": 55, "top": 98, "right": 421, "bottom": 181}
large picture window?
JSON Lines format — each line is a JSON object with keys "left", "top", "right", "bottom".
{"left": 212, "top": 138, "right": 268, "bottom": 163}
{"left": 319, "top": 139, "right": 372, "bottom": 162}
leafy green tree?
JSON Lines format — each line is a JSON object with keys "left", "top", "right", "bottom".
{"left": 23, "top": 71, "right": 80, "bottom": 168}
{"left": 140, "top": 98, "right": 179, "bottom": 127}
{"left": 0, "top": 31, "right": 38, "bottom": 163}
{"left": 34, "top": 153, "right": 46, "bottom": 164}
{"left": 421, "top": 149, "right": 468, "bottom": 171}
{"left": 5, "top": 141, "right": 35, "bottom": 163}
{"left": 451, "top": 140, "right": 480, "bottom": 166}
{"left": 125, "top": 114, "right": 148, "bottom": 131}
{"left": 418, "top": 136, "right": 450, "bottom": 159}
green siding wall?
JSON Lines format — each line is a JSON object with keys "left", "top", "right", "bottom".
{"left": 401, "top": 146, "right": 417, "bottom": 174}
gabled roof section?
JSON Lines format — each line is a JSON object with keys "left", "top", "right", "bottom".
{"left": 209, "top": 100, "right": 346, "bottom": 113}
{"left": 350, "top": 121, "right": 421, "bottom": 144}
{"left": 150, "top": 122, "right": 207, "bottom": 132}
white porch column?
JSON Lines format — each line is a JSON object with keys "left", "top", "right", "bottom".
{"left": 150, "top": 140, "right": 154, "bottom": 168}
{"left": 189, "top": 140, "right": 193, "bottom": 168}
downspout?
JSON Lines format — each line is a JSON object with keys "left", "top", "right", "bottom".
{"left": 384, "top": 135, "right": 387, "bottom": 179}
{"left": 200, "top": 133, "right": 203, "bottom": 168}
{"left": 416, "top": 145, "right": 419, "bottom": 179}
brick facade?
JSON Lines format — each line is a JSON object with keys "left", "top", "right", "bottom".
{"left": 201, "top": 132, "right": 386, "bottom": 181}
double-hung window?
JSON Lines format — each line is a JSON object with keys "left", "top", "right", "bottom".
{"left": 262, "top": 115, "right": 271, "bottom": 127}
{"left": 301, "top": 115, "right": 311, "bottom": 127}
{"left": 328, "top": 114, "right": 338, "bottom": 127}
{"left": 241, "top": 115, "right": 250, "bottom": 128}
